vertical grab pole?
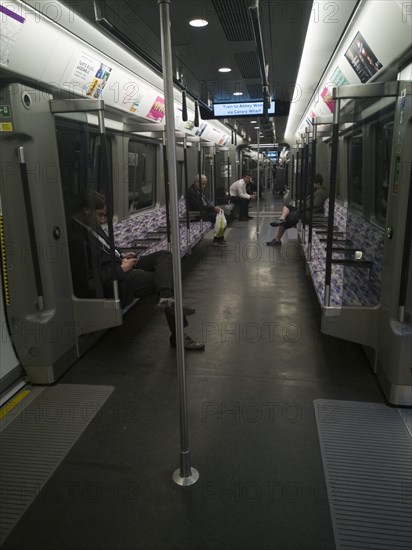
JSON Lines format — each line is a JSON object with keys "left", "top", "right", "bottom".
{"left": 307, "top": 121, "right": 317, "bottom": 261}
{"left": 302, "top": 132, "right": 309, "bottom": 244}
{"left": 227, "top": 153, "right": 231, "bottom": 198}
{"left": 256, "top": 129, "right": 260, "bottom": 234}
{"left": 158, "top": 0, "right": 199, "bottom": 486}
{"left": 17, "top": 147, "right": 45, "bottom": 311}
{"left": 183, "top": 135, "right": 190, "bottom": 249}
{"left": 210, "top": 146, "right": 215, "bottom": 205}
{"left": 97, "top": 110, "right": 120, "bottom": 303}
{"left": 162, "top": 134, "right": 171, "bottom": 247}
{"left": 296, "top": 149, "right": 300, "bottom": 209}
{"left": 324, "top": 90, "right": 339, "bottom": 307}
{"left": 197, "top": 141, "right": 203, "bottom": 233}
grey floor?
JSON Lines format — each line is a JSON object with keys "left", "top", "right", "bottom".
{"left": 2, "top": 192, "right": 384, "bottom": 550}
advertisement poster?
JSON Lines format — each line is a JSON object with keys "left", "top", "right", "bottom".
{"left": 70, "top": 52, "right": 112, "bottom": 98}
{"left": 320, "top": 67, "right": 349, "bottom": 114}
{"left": 305, "top": 110, "right": 317, "bottom": 126}
{"left": 147, "top": 96, "right": 165, "bottom": 122}
{"left": 128, "top": 90, "right": 143, "bottom": 113}
{"left": 344, "top": 32, "right": 383, "bottom": 83}
{"left": 0, "top": 4, "right": 25, "bottom": 66}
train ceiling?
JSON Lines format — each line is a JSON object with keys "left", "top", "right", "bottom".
{"left": 63, "top": 0, "right": 314, "bottom": 146}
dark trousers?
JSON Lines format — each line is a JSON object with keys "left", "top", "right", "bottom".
{"left": 123, "top": 250, "right": 188, "bottom": 335}
{"left": 125, "top": 250, "right": 173, "bottom": 297}
{"left": 200, "top": 211, "right": 217, "bottom": 223}
{"left": 230, "top": 196, "right": 250, "bottom": 218}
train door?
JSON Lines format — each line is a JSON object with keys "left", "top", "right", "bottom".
{"left": 0, "top": 83, "right": 123, "bottom": 385}
{"left": 321, "top": 81, "right": 411, "bottom": 404}
{"left": 376, "top": 82, "right": 412, "bottom": 405}
{"left": 127, "top": 140, "right": 157, "bottom": 212}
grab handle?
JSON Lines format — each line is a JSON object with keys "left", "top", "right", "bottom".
{"left": 17, "top": 146, "right": 44, "bottom": 310}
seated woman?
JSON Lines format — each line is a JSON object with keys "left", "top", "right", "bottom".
{"left": 267, "top": 173, "right": 327, "bottom": 246}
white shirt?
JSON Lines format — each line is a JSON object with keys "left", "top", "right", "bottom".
{"left": 229, "top": 178, "right": 250, "bottom": 199}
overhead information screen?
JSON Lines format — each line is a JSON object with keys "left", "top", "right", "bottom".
{"left": 213, "top": 101, "right": 275, "bottom": 118}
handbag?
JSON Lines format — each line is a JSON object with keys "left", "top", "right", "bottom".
{"left": 214, "top": 210, "right": 227, "bottom": 238}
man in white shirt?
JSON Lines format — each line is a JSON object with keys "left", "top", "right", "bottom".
{"left": 229, "top": 173, "right": 256, "bottom": 220}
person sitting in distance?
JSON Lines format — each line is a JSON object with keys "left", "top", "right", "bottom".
{"left": 187, "top": 174, "right": 227, "bottom": 246}
{"left": 69, "top": 190, "right": 205, "bottom": 351}
{"left": 267, "top": 173, "right": 327, "bottom": 246}
{"left": 229, "top": 173, "right": 256, "bottom": 221}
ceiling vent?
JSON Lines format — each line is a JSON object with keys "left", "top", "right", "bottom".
{"left": 212, "top": 0, "right": 254, "bottom": 41}
{"left": 124, "top": 0, "right": 160, "bottom": 36}
{"left": 234, "top": 51, "right": 260, "bottom": 78}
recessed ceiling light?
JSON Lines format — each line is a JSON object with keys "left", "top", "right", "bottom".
{"left": 233, "top": 92, "right": 243, "bottom": 96}
{"left": 254, "top": 126, "right": 260, "bottom": 129}
{"left": 250, "top": 120, "right": 257, "bottom": 124}
{"left": 218, "top": 67, "right": 231, "bottom": 73}
{"left": 189, "top": 19, "right": 208, "bottom": 27}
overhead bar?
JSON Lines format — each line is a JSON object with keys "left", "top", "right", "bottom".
{"left": 334, "top": 81, "right": 398, "bottom": 100}
{"left": 124, "top": 123, "right": 166, "bottom": 133}
{"left": 50, "top": 99, "right": 105, "bottom": 113}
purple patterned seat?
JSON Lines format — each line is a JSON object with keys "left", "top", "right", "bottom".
{"left": 113, "top": 199, "right": 213, "bottom": 257}
{"left": 305, "top": 200, "right": 384, "bottom": 307}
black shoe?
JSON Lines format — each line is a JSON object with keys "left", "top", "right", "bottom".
{"left": 270, "top": 219, "right": 285, "bottom": 227}
{"left": 157, "top": 298, "right": 195, "bottom": 316}
{"left": 247, "top": 215, "right": 254, "bottom": 219}
{"left": 213, "top": 237, "right": 228, "bottom": 247}
{"left": 239, "top": 217, "right": 250, "bottom": 221}
{"left": 266, "top": 239, "right": 281, "bottom": 246}
{"left": 170, "top": 334, "right": 205, "bottom": 351}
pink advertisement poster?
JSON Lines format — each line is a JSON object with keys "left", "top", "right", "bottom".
{"left": 320, "top": 67, "right": 349, "bottom": 114}
{"left": 321, "top": 87, "right": 334, "bottom": 113}
{"left": 147, "top": 96, "right": 165, "bottom": 122}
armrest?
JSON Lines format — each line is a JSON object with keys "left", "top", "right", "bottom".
{"left": 331, "top": 259, "right": 373, "bottom": 268}
{"left": 319, "top": 238, "right": 352, "bottom": 244}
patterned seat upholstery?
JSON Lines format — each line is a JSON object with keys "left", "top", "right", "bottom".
{"left": 304, "top": 200, "right": 384, "bottom": 307}
{"left": 113, "top": 199, "right": 213, "bottom": 256}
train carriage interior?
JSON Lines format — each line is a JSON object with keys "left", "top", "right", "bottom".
{"left": 0, "top": 1, "right": 411, "bottom": 549}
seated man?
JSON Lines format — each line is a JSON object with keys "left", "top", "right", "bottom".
{"left": 267, "top": 173, "right": 327, "bottom": 246}
{"left": 69, "top": 191, "right": 204, "bottom": 350}
{"left": 229, "top": 173, "right": 256, "bottom": 221}
{"left": 187, "top": 174, "right": 227, "bottom": 246}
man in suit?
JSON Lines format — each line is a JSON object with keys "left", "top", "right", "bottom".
{"left": 187, "top": 174, "right": 227, "bottom": 246}
{"left": 68, "top": 191, "right": 204, "bottom": 350}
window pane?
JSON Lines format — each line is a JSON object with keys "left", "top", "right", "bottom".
{"left": 55, "top": 117, "right": 112, "bottom": 300}
{"left": 128, "top": 141, "right": 156, "bottom": 212}
{"left": 375, "top": 122, "right": 393, "bottom": 224}
{"left": 347, "top": 135, "right": 363, "bottom": 208}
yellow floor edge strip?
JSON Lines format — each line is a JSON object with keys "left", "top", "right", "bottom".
{"left": 0, "top": 389, "right": 30, "bottom": 420}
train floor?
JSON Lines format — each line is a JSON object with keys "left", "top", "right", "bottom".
{"left": 3, "top": 190, "right": 386, "bottom": 550}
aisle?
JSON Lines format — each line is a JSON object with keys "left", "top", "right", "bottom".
{"left": 2, "top": 214, "right": 383, "bottom": 550}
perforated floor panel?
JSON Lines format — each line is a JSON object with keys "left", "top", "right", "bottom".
{"left": 314, "top": 399, "right": 412, "bottom": 550}
{"left": 0, "top": 384, "right": 114, "bottom": 545}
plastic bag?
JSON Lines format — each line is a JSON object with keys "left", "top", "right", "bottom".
{"left": 214, "top": 210, "right": 227, "bottom": 238}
